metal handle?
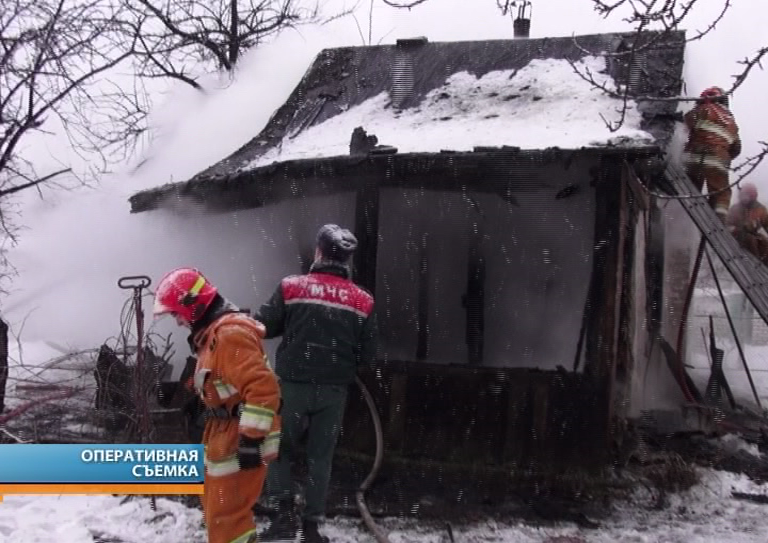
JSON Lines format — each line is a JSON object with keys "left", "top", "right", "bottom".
{"left": 118, "top": 275, "right": 152, "bottom": 289}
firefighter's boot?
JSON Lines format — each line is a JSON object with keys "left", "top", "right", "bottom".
{"left": 259, "top": 500, "right": 298, "bottom": 542}
{"left": 300, "top": 519, "right": 329, "bottom": 543}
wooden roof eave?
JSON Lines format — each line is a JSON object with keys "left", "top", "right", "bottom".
{"left": 128, "top": 146, "right": 664, "bottom": 214}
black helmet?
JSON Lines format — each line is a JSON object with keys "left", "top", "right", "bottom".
{"left": 316, "top": 224, "right": 357, "bottom": 262}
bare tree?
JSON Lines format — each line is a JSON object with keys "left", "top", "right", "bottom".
{"left": 0, "top": 0, "right": 137, "bottom": 222}
{"left": 122, "top": 0, "right": 350, "bottom": 91}
{"left": 1, "top": 0, "right": 351, "bottom": 224}
{"left": 571, "top": 0, "right": 768, "bottom": 186}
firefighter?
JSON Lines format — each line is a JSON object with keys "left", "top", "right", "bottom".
{"left": 727, "top": 183, "right": 768, "bottom": 266}
{"left": 683, "top": 86, "right": 742, "bottom": 223}
{"left": 254, "top": 224, "right": 377, "bottom": 543}
{"left": 153, "top": 267, "right": 281, "bottom": 543}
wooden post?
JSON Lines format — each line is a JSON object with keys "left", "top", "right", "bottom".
{"left": 614, "top": 165, "right": 638, "bottom": 418}
{"left": 354, "top": 176, "right": 380, "bottom": 294}
{"left": 584, "top": 157, "right": 627, "bottom": 450}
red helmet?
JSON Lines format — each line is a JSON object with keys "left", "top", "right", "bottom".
{"left": 739, "top": 183, "right": 759, "bottom": 205}
{"left": 700, "top": 86, "right": 725, "bottom": 101}
{"left": 153, "top": 267, "right": 218, "bottom": 323}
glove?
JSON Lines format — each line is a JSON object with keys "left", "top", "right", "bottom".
{"left": 237, "top": 435, "right": 264, "bottom": 470}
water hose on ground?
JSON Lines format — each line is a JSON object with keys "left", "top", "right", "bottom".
{"left": 354, "top": 375, "right": 391, "bottom": 543}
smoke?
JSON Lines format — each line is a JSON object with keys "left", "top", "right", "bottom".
{"left": 3, "top": 0, "right": 766, "bottom": 384}
{"left": 0, "top": 19, "right": 366, "bottom": 375}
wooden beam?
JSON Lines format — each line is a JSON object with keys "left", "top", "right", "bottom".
{"left": 612, "top": 166, "right": 637, "bottom": 418}
{"left": 585, "top": 157, "right": 626, "bottom": 386}
{"left": 623, "top": 160, "right": 649, "bottom": 211}
{"left": 129, "top": 148, "right": 664, "bottom": 214}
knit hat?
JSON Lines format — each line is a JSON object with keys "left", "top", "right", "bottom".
{"left": 316, "top": 224, "right": 357, "bottom": 262}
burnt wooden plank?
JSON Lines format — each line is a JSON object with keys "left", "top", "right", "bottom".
{"left": 614, "top": 165, "right": 642, "bottom": 415}
{"left": 606, "top": 163, "right": 630, "bottom": 423}
{"left": 416, "top": 233, "right": 429, "bottom": 360}
{"left": 583, "top": 158, "right": 625, "bottom": 451}
{"left": 503, "top": 380, "right": 528, "bottom": 464}
{"left": 623, "top": 160, "right": 649, "bottom": 211}
{"left": 339, "top": 362, "right": 610, "bottom": 472}
{"left": 465, "top": 224, "right": 485, "bottom": 365}
{"left": 531, "top": 381, "right": 550, "bottom": 463}
{"left": 386, "top": 373, "right": 408, "bottom": 454}
{"left": 129, "top": 148, "right": 664, "bottom": 214}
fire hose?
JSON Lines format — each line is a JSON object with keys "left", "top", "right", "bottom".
{"left": 354, "top": 375, "right": 391, "bottom": 543}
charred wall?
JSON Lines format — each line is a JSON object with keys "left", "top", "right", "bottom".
{"left": 339, "top": 362, "right": 610, "bottom": 472}
{"left": 374, "top": 157, "right": 597, "bottom": 369}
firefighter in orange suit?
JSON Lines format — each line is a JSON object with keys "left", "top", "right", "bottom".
{"left": 727, "top": 183, "right": 768, "bottom": 266}
{"left": 153, "top": 267, "right": 281, "bottom": 543}
{"left": 683, "top": 86, "right": 742, "bottom": 223}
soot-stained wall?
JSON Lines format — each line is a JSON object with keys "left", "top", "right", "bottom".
{"left": 375, "top": 159, "right": 596, "bottom": 369}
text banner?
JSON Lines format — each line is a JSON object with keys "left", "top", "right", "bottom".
{"left": 0, "top": 444, "right": 204, "bottom": 484}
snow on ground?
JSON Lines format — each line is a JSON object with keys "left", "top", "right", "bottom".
{"left": 1, "top": 468, "right": 768, "bottom": 543}
{"left": 248, "top": 56, "right": 654, "bottom": 169}
{"left": 0, "top": 495, "right": 205, "bottom": 543}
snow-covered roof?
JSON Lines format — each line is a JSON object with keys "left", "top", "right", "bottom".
{"left": 248, "top": 56, "right": 655, "bottom": 168}
{"left": 130, "top": 30, "right": 686, "bottom": 213}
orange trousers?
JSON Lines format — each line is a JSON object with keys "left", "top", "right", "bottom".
{"left": 202, "top": 418, "right": 267, "bottom": 543}
{"left": 685, "top": 161, "right": 731, "bottom": 216}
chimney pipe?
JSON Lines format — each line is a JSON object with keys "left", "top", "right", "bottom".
{"left": 391, "top": 37, "right": 428, "bottom": 109}
{"left": 512, "top": 1, "right": 532, "bottom": 39}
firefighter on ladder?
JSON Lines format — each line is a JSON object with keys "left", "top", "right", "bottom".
{"left": 683, "top": 86, "right": 742, "bottom": 223}
{"left": 727, "top": 182, "right": 768, "bottom": 266}
{"left": 153, "top": 267, "right": 282, "bottom": 543}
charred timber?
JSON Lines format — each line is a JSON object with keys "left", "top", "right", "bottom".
{"left": 129, "top": 147, "right": 663, "bottom": 214}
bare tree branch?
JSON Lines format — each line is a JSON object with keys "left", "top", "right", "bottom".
{"left": 0, "top": 0, "right": 140, "bottom": 242}
{"left": 0, "top": 168, "right": 72, "bottom": 198}
{"left": 380, "top": 0, "right": 429, "bottom": 8}
{"left": 576, "top": 0, "right": 768, "bottom": 191}
{"left": 729, "top": 46, "right": 768, "bottom": 96}
{"left": 122, "top": 0, "right": 350, "bottom": 91}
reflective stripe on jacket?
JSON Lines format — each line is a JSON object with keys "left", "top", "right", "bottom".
{"left": 684, "top": 101, "right": 741, "bottom": 165}
{"left": 193, "top": 309, "right": 282, "bottom": 467}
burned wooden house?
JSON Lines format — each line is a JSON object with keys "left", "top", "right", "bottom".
{"left": 128, "top": 30, "right": 759, "bottom": 483}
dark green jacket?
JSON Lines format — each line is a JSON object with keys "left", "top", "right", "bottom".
{"left": 254, "top": 262, "right": 377, "bottom": 385}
